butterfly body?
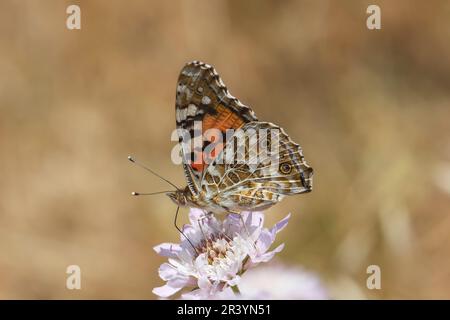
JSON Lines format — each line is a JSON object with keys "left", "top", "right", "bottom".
{"left": 169, "top": 61, "right": 313, "bottom": 214}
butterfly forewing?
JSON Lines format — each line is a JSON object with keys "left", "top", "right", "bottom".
{"left": 175, "top": 61, "right": 257, "bottom": 195}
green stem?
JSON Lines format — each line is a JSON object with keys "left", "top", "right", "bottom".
{"left": 231, "top": 285, "right": 241, "bottom": 295}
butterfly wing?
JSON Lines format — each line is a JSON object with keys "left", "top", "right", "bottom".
{"left": 175, "top": 61, "right": 258, "bottom": 195}
{"left": 201, "top": 121, "right": 313, "bottom": 212}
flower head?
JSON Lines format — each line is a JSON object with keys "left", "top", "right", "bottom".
{"left": 236, "top": 264, "right": 328, "bottom": 299}
{"left": 153, "top": 208, "right": 290, "bottom": 299}
{"left": 186, "top": 263, "right": 329, "bottom": 300}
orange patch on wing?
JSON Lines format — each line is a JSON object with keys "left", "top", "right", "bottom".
{"left": 191, "top": 105, "right": 244, "bottom": 173}
{"left": 205, "top": 136, "right": 224, "bottom": 164}
{"left": 191, "top": 149, "right": 205, "bottom": 172}
{"left": 191, "top": 161, "right": 205, "bottom": 172}
{"left": 202, "top": 105, "right": 244, "bottom": 133}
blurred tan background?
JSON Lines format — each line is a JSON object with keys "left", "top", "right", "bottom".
{"left": 0, "top": 0, "right": 449, "bottom": 299}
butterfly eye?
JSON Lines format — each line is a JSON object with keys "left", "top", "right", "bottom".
{"left": 279, "top": 163, "right": 292, "bottom": 174}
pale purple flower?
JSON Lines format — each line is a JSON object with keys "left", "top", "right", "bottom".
{"left": 152, "top": 208, "right": 290, "bottom": 299}
{"left": 194, "top": 264, "right": 328, "bottom": 300}
{"left": 235, "top": 264, "right": 328, "bottom": 299}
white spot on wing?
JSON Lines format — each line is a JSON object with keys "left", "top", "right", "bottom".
{"left": 187, "top": 104, "right": 197, "bottom": 117}
{"left": 176, "top": 108, "right": 187, "bottom": 123}
{"left": 202, "top": 96, "right": 211, "bottom": 105}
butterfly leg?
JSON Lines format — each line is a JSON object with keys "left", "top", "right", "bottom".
{"left": 193, "top": 211, "right": 213, "bottom": 241}
{"left": 174, "top": 206, "right": 198, "bottom": 254}
{"left": 236, "top": 213, "right": 251, "bottom": 240}
{"left": 197, "top": 218, "right": 208, "bottom": 240}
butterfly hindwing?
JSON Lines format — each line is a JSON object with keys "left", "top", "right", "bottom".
{"left": 200, "top": 122, "right": 313, "bottom": 212}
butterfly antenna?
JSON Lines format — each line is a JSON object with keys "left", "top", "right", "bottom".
{"left": 128, "top": 156, "right": 180, "bottom": 190}
{"left": 131, "top": 190, "right": 173, "bottom": 196}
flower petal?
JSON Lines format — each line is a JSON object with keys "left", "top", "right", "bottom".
{"left": 152, "top": 281, "right": 183, "bottom": 298}
{"left": 154, "top": 243, "right": 181, "bottom": 258}
{"left": 188, "top": 208, "right": 207, "bottom": 225}
{"left": 246, "top": 211, "right": 264, "bottom": 229}
{"left": 197, "top": 275, "right": 212, "bottom": 291}
{"left": 253, "top": 243, "right": 285, "bottom": 263}
{"left": 255, "top": 229, "right": 276, "bottom": 254}
{"left": 153, "top": 275, "right": 196, "bottom": 298}
{"left": 181, "top": 289, "right": 203, "bottom": 300}
{"left": 271, "top": 213, "right": 291, "bottom": 234}
{"left": 227, "top": 275, "right": 241, "bottom": 286}
{"left": 223, "top": 213, "right": 241, "bottom": 236}
{"left": 182, "top": 287, "right": 238, "bottom": 300}
{"left": 158, "top": 263, "right": 179, "bottom": 281}
{"left": 244, "top": 211, "right": 265, "bottom": 239}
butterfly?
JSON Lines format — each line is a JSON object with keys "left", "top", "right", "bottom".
{"left": 165, "top": 61, "right": 313, "bottom": 215}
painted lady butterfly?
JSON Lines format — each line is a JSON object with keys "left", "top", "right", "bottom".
{"left": 166, "top": 61, "right": 313, "bottom": 215}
